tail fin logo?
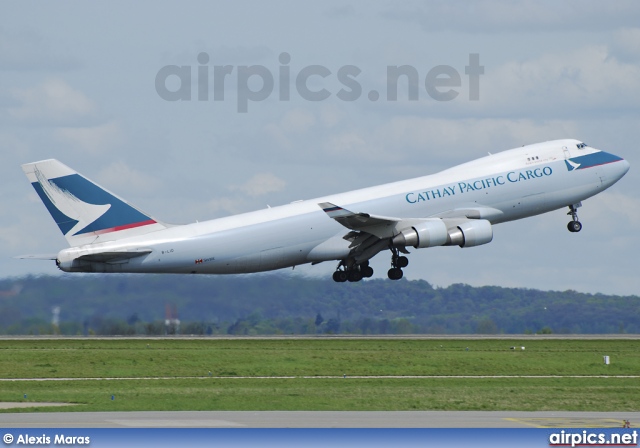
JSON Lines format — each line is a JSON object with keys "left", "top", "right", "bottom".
{"left": 34, "top": 167, "right": 111, "bottom": 237}
{"left": 29, "top": 164, "right": 156, "bottom": 238}
{"left": 24, "top": 159, "right": 165, "bottom": 246}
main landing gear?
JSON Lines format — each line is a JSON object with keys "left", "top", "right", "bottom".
{"left": 567, "top": 203, "right": 583, "bottom": 233}
{"left": 332, "top": 247, "right": 410, "bottom": 282}
{"left": 332, "top": 260, "right": 374, "bottom": 283}
{"left": 387, "top": 247, "right": 408, "bottom": 281}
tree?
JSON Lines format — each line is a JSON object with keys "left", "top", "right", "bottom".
{"left": 315, "top": 313, "right": 324, "bottom": 333}
{"left": 476, "top": 318, "right": 498, "bottom": 334}
{"left": 127, "top": 313, "right": 140, "bottom": 326}
{"left": 325, "top": 318, "right": 340, "bottom": 334}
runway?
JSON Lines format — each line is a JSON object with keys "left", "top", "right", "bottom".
{"left": 0, "top": 411, "right": 638, "bottom": 428}
{"left": 1, "top": 336, "right": 637, "bottom": 429}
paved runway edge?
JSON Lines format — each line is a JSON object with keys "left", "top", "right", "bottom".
{"left": 1, "top": 411, "right": 639, "bottom": 428}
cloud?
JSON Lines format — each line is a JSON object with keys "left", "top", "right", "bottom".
{"left": 382, "top": 0, "right": 640, "bottom": 33}
{"left": 280, "top": 108, "right": 316, "bottom": 133}
{"left": 53, "top": 121, "right": 123, "bottom": 154}
{"left": 324, "top": 5, "right": 357, "bottom": 19}
{"left": 0, "top": 131, "right": 30, "bottom": 158}
{"left": 324, "top": 130, "right": 372, "bottom": 158}
{"left": 234, "top": 101, "right": 585, "bottom": 174}
{"left": 374, "top": 45, "right": 640, "bottom": 120}
{"left": 9, "top": 79, "right": 96, "bottom": 125}
{"left": 201, "top": 173, "right": 287, "bottom": 217}
{"left": 588, "top": 191, "right": 640, "bottom": 227}
{"left": 206, "top": 197, "right": 245, "bottom": 216}
{"left": 0, "top": 28, "right": 79, "bottom": 71}
{"left": 612, "top": 28, "right": 640, "bottom": 61}
{"left": 230, "top": 172, "right": 286, "bottom": 197}
{"left": 262, "top": 108, "right": 317, "bottom": 150}
{"left": 318, "top": 104, "right": 345, "bottom": 128}
{"left": 0, "top": 224, "right": 31, "bottom": 250}
{"left": 159, "top": 45, "right": 273, "bottom": 67}
{"left": 374, "top": 117, "right": 580, "bottom": 162}
{"left": 96, "top": 161, "right": 161, "bottom": 195}
{"left": 479, "top": 46, "right": 640, "bottom": 116}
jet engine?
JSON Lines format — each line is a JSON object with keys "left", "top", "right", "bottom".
{"left": 392, "top": 220, "right": 449, "bottom": 248}
{"left": 445, "top": 219, "right": 493, "bottom": 247}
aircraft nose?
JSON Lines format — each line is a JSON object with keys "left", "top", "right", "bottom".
{"left": 614, "top": 157, "right": 630, "bottom": 178}
{"left": 621, "top": 158, "right": 630, "bottom": 175}
{"left": 604, "top": 154, "right": 630, "bottom": 183}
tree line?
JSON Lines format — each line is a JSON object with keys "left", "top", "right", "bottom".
{"left": 0, "top": 274, "right": 637, "bottom": 335}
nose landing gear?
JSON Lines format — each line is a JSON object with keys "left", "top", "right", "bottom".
{"left": 567, "top": 203, "right": 583, "bottom": 233}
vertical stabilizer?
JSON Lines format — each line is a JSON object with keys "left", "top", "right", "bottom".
{"left": 22, "top": 159, "right": 168, "bottom": 247}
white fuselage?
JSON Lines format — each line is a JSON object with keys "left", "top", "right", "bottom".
{"left": 55, "top": 139, "right": 629, "bottom": 274}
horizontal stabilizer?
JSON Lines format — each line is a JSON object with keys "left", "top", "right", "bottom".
{"left": 14, "top": 254, "right": 58, "bottom": 260}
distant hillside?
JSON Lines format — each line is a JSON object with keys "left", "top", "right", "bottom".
{"left": 0, "top": 275, "right": 638, "bottom": 335}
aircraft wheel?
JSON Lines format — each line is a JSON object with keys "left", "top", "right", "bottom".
{"left": 333, "top": 271, "right": 348, "bottom": 282}
{"left": 361, "top": 266, "right": 374, "bottom": 278}
{"left": 396, "top": 256, "right": 409, "bottom": 268}
{"left": 387, "top": 267, "right": 403, "bottom": 280}
{"left": 348, "top": 270, "right": 363, "bottom": 282}
{"left": 567, "top": 221, "right": 582, "bottom": 233}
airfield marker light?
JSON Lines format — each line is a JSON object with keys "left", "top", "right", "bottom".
{"left": 343, "top": 374, "right": 346, "bottom": 378}
{"left": 111, "top": 395, "right": 115, "bottom": 401}
{"left": 23, "top": 394, "right": 26, "bottom": 399}
{"left": 604, "top": 356, "right": 610, "bottom": 365}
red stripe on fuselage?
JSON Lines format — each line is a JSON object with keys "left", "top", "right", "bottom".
{"left": 94, "top": 219, "right": 157, "bottom": 235}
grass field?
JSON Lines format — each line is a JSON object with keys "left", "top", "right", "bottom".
{"left": 0, "top": 338, "right": 638, "bottom": 412}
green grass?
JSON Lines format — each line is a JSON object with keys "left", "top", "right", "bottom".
{"left": 0, "top": 338, "right": 638, "bottom": 412}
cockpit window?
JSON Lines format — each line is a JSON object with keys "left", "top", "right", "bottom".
{"left": 576, "top": 142, "right": 588, "bottom": 149}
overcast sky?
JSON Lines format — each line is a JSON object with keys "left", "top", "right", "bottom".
{"left": 2, "top": 1, "right": 639, "bottom": 295}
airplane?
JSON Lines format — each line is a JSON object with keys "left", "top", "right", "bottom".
{"left": 20, "top": 139, "right": 629, "bottom": 283}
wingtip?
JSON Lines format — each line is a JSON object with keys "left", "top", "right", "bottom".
{"left": 318, "top": 202, "right": 340, "bottom": 211}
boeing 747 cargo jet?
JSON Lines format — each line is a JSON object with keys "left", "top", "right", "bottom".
{"left": 20, "top": 139, "right": 629, "bottom": 282}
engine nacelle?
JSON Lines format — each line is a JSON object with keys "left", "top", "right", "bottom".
{"left": 392, "top": 220, "right": 449, "bottom": 249}
{"left": 446, "top": 219, "right": 493, "bottom": 248}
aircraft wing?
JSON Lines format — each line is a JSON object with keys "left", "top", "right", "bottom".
{"left": 318, "top": 201, "right": 502, "bottom": 263}
{"left": 318, "top": 202, "right": 409, "bottom": 261}
{"left": 318, "top": 202, "right": 400, "bottom": 239}
{"left": 318, "top": 202, "right": 502, "bottom": 238}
